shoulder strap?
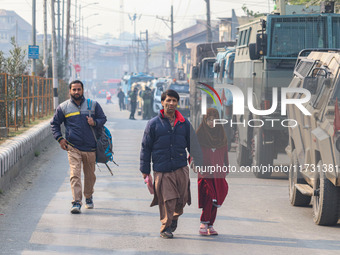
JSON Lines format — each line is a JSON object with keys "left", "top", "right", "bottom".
{"left": 87, "top": 99, "right": 92, "bottom": 116}
{"left": 87, "top": 99, "right": 97, "bottom": 141}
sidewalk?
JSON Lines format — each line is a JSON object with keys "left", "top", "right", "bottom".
{"left": 0, "top": 119, "right": 54, "bottom": 192}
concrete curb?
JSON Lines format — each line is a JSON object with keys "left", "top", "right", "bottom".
{"left": 0, "top": 119, "right": 55, "bottom": 191}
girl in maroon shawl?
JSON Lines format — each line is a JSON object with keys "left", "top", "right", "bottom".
{"left": 196, "top": 108, "right": 229, "bottom": 236}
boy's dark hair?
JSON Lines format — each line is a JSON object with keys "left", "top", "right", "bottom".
{"left": 69, "top": 80, "right": 84, "bottom": 89}
{"left": 161, "top": 89, "right": 179, "bottom": 102}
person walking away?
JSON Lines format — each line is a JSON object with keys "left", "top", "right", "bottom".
{"left": 128, "top": 87, "right": 138, "bottom": 120}
{"left": 140, "top": 89, "right": 202, "bottom": 239}
{"left": 117, "top": 88, "right": 125, "bottom": 111}
{"left": 141, "top": 86, "right": 153, "bottom": 120}
{"left": 196, "top": 108, "right": 229, "bottom": 235}
{"left": 106, "top": 92, "right": 112, "bottom": 104}
{"left": 50, "top": 80, "right": 107, "bottom": 214}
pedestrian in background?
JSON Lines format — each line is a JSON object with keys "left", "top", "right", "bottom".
{"left": 106, "top": 91, "right": 112, "bottom": 104}
{"left": 140, "top": 89, "right": 202, "bottom": 239}
{"left": 141, "top": 86, "right": 153, "bottom": 120}
{"left": 50, "top": 80, "right": 107, "bottom": 214}
{"left": 117, "top": 88, "right": 125, "bottom": 111}
{"left": 196, "top": 108, "right": 229, "bottom": 236}
{"left": 128, "top": 87, "right": 138, "bottom": 120}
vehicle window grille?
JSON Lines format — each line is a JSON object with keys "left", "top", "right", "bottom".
{"left": 295, "top": 61, "right": 314, "bottom": 78}
{"left": 332, "top": 17, "right": 340, "bottom": 48}
{"left": 270, "top": 16, "right": 328, "bottom": 58}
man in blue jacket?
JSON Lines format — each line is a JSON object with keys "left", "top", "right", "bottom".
{"left": 140, "top": 89, "right": 202, "bottom": 238}
{"left": 51, "top": 80, "right": 107, "bottom": 214}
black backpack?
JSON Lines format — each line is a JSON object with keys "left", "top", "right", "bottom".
{"left": 87, "top": 99, "right": 118, "bottom": 175}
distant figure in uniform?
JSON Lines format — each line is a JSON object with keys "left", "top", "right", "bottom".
{"left": 141, "top": 86, "right": 153, "bottom": 120}
{"left": 128, "top": 87, "right": 138, "bottom": 120}
{"left": 117, "top": 88, "right": 125, "bottom": 111}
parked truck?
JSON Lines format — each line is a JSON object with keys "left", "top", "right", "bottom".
{"left": 213, "top": 47, "right": 236, "bottom": 151}
{"left": 286, "top": 49, "right": 340, "bottom": 225}
{"left": 233, "top": 13, "right": 340, "bottom": 178}
{"left": 189, "top": 42, "right": 235, "bottom": 130}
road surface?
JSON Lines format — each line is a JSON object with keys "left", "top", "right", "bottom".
{"left": 0, "top": 97, "right": 339, "bottom": 255}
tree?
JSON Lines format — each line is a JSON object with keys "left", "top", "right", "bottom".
{"left": 6, "top": 37, "right": 28, "bottom": 76}
{"left": 242, "top": 4, "right": 266, "bottom": 17}
{"left": 3, "top": 37, "right": 29, "bottom": 127}
{"left": 0, "top": 51, "right": 6, "bottom": 73}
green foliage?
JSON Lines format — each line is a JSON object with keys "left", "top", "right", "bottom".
{"left": 6, "top": 37, "right": 28, "bottom": 76}
{"left": 0, "top": 51, "right": 6, "bottom": 73}
{"left": 242, "top": 4, "right": 266, "bottom": 17}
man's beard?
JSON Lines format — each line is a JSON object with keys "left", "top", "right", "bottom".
{"left": 165, "top": 106, "right": 175, "bottom": 114}
{"left": 71, "top": 94, "right": 82, "bottom": 101}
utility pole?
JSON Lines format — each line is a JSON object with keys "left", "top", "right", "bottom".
{"left": 51, "top": 0, "right": 59, "bottom": 109}
{"left": 43, "top": 0, "right": 48, "bottom": 78}
{"left": 79, "top": 5, "right": 81, "bottom": 65}
{"left": 32, "top": 0, "right": 36, "bottom": 76}
{"left": 129, "top": 13, "right": 141, "bottom": 72}
{"left": 120, "top": 0, "right": 124, "bottom": 42}
{"left": 62, "top": 0, "right": 65, "bottom": 60}
{"left": 57, "top": 0, "right": 61, "bottom": 55}
{"left": 145, "top": 30, "right": 149, "bottom": 73}
{"left": 205, "top": 0, "right": 212, "bottom": 42}
{"left": 65, "top": 0, "right": 71, "bottom": 80}
{"left": 279, "top": 0, "right": 286, "bottom": 15}
{"left": 137, "top": 39, "right": 140, "bottom": 72}
{"left": 171, "top": 5, "right": 174, "bottom": 78}
{"left": 138, "top": 30, "right": 149, "bottom": 73}
{"left": 156, "top": 6, "right": 175, "bottom": 78}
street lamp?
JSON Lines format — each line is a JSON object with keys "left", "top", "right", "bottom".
{"left": 84, "top": 24, "right": 102, "bottom": 86}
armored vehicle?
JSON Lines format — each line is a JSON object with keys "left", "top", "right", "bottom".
{"left": 213, "top": 47, "right": 236, "bottom": 151}
{"left": 189, "top": 42, "right": 235, "bottom": 129}
{"left": 234, "top": 13, "right": 340, "bottom": 178}
{"left": 286, "top": 49, "right": 340, "bottom": 225}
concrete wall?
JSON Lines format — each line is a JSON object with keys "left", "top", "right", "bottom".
{"left": 0, "top": 120, "right": 54, "bottom": 191}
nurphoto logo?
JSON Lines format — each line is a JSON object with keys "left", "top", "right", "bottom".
{"left": 198, "top": 82, "right": 312, "bottom": 128}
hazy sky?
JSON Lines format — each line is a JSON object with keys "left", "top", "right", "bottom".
{"left": 1, "top": 0, "right": 274, "bottom": 41}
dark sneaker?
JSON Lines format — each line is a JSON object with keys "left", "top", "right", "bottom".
{"left": 70, "top": 202, "right": 81, "bottom": 214}
{"left": 85, "top": 197, "right": 94, "bottom": 209}
{"left": 170, "top": 219, "right": 178, "bottom": 232}
{"left": 160, "top": 228, "right": 173, "bottom": 239}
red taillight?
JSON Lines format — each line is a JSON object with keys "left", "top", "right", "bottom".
{"left": 263, "top": 100, "right": 271, "bottom": 110}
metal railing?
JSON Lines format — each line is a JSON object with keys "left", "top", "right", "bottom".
{"left": 0, "top": 73, "right": 67, "bottom": 130}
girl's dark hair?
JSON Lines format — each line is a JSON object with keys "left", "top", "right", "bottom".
{"left": 161, "top": 89, "right": 179, "bottom": 102}
{"left": 69, "top": 80, "right": 84, "bottom": 89}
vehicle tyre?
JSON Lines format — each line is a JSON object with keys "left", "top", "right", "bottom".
{"left": 252, "top": 128, "right": 273, "bottom": 178}
{"left": 312, "top": 161, "right": 340, "bottom": 225}
{"left": 289, "top": 149, "right": 311, "bottom": 206}
{"left": 236, "top": 127, "right": 251, "bottom": 167}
